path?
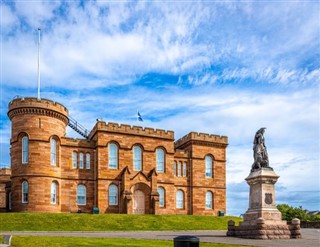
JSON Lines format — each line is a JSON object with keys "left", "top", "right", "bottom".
{"left": 1, "top": 229, "right": 319, "bottom": 247}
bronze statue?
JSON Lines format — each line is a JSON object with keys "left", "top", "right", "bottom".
{"left": 251, "top": 128, "right": 271, "bottom": 171}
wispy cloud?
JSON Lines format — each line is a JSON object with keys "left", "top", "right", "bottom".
{"left": 1, "top": 1, "right": 319, "bottom": 214}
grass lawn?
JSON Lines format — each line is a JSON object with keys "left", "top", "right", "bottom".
{"left": 11, "top": 236, "right": 251, "bottom": 247}
{"left": 0, "top": 213, "right": 242, "bottom": 231}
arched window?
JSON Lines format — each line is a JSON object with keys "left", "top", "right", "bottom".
{"left": 183, "top": 162, "right": 187, "bottom": 177}
{"left": 79, "top": 152, "right": 84, "bottom": 169}
{"left": 205, "top": 155, "right": 213, "bottom": 178}
{"left": 178, "top": 162, "right": 182, "bottom": 177}
{"left": 156, "top": 148, "right": 164, "bottom": 172}
{"left": 50, "top": 138, "right": 57, "bottom": 165}
{"left": 176, "top": 190, "right": 184, "bottom": 209}
{"left": 22, "top": 136, "right": 28, "bottom": 164}
{"left": 158, "top": 187, "right": 165, "bottom": 208}
{"left": 109, "top": 143, "right": 118, "bottom": 169}
{"left": 173, "top": 161, "right": 177, "bottom": 176}
{"left": 51, "top": 182, "right": 57, "bottom": 204}
{"left": 206, "top": 191, "right": 213, "bottom": 209}
{"left": 86, "top": 153, "right": 90, "bottom": 169}
{"left": 72, "top": 151, "right": 77, "bottom": 168}
{"left": 133, "top": 145, "right": 142, "bottom": 171}
{"left": 109, "top": 184, "right": 118, "bottom": 205}
{"left": 22, "top": 181, "right": 28, "bottom": 203}
{"left": 77, "top": 185, "right": 86, "bottom": 205}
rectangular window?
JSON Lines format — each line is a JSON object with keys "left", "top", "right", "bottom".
{"left": 72, "top": 152, "right": 77, "bottom": 169}
{"left": 79, "top": 153, "right": 84, "bottom": 169}
{"left": 178, "top": 162, "right": 182, "bottom": 177}
{"left": 86, "top": 153, "right": 90, "bottom": 169}
{"left": 183, "top": 162, "right": 187, "bottom": 177}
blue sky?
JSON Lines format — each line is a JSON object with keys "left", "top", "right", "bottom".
{"left": 0, "top": 1, "right": 319, "bottom": 216}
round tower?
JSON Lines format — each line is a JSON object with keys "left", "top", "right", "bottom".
{"left": 8, "top": 97, "right": 68, "bottom": 212}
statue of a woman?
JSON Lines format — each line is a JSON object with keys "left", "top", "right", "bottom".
{"left": 251, "top": 128, "right": 270, "bottom": 171}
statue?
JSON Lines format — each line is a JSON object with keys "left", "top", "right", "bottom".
{"left": 251, "top": 128, "right": 271, "bottom": 171}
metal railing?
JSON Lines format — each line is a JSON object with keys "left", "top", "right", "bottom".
{"left": 68, "top": 116, "right": 89, "bottom": 139}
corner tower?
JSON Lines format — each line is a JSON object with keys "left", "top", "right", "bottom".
{"left": 8, "top": 97, "right": 68, "bottom": 212}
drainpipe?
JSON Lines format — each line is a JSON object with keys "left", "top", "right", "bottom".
{"left": 94, "top": 150, "right": 97, "bottom": 208}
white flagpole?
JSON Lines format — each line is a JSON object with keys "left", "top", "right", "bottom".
{"left": 37, "top": 28, "right": 41, "bottom": 100}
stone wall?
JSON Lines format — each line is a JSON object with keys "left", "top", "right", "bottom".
{"left": 7, "top": 97, "right": 227, "bottom": 215}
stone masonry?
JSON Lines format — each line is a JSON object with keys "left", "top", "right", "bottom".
{"left": 3, "top": 97, "right": 228, "bottom": 215}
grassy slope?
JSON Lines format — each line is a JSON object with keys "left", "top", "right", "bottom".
{"left": 11, "top": 236, "right": 250, "bottom": 247}
{"left": 0, "top": 213, "right": 242, "bottom": 231}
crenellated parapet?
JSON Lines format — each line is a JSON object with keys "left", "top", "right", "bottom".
{"left": 8, "top": 97, "right": 68, "bottom": 125}
{"left": 89, "top": 121, "right": 174, "bottom": 140}
{"left": 175, "top": 131, "right": 228, "bottom": 149}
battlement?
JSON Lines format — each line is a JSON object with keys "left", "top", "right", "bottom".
{"left": 175, "top": 131, "right": 228, "bottom": 148}
{"left": 89, "top": 121, "right": 174, "bottom": 140}
{"left": 0, "top": 168, "right": 11, "bottom": 176}
{"left": 8, "top": 97, "right": 68, "bottom": 118}
{"left": 8, "top": 97, "right": 69, "bottom": 124}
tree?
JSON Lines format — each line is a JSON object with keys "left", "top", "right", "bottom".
{"left": 277, "top": 204, "right": 310, "bottom": 221}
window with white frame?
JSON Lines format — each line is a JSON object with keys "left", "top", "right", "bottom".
{"left": 178, "top": 162, "right": 182, "bottom": 177}
{"left": 86, "top": 153, "right": 90, "bottom": 169}
{"left": 158, "top": 187, "right": 165, "bottom": 208}
{"left": 79, "top": 152, "right": 84, "bottom": 169}
{"left": 156, "top": 148, "right": 164, "bottom": 172}
{"left": 205, "top": 155, "right": 213, "bottom": 178}
{"left": 22, "top": 181, "right": 28, "bottom": 203}
{"left": 108, "top": 143, "right": 118, "bottom": 169}
{"left": 176, "top": 190, "right": 184, "bottom": 209}
{"left": 72, "top": 151, "right": 77, "bottom": 168}
{"left": 206, "top": 191, "right": 213, "bottom": 209}
{"left": 183, "top": 162, "right": 187, "bottom": 177}
{"left": 51, "top": 182, "right": 57, "bottom": 204}
{"left": 77, "top": 185, "right": 86, "bottom": 205}
{"left": 22, "top": 136, "right": 28, "bottom": 164}
{"left": 50, "top": 138, "right": 57, "bottom": 166}
{"left": 173, "top": 161, "right": 177, "bottom": 176}
{"left": 133, "top": 145, "right": 142, "bottom": 171}
{"left": 108, "top": 184, "right": 118, "bottom": 205}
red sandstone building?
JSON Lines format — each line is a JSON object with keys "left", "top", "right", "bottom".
{"left": 2, "top": 96, "right": 227, "bottom": 215}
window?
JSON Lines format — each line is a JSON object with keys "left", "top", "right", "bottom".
{"left": 22, "top": 136, "right": 28, "bottom": 164}
{"left": 77, "top": 185, "right": 86, "bottom": 205}
{"left": 176, "top": 190, "right": 184, "bottom": 209}
{"left": 108, "top": 143, "right": 118, "bottom": 169}
{"left": 177, "top": 162, "right": 182, "bottom": 177}
{"left": 205, "top": 155, "right": 213, "bottom": 177}
{"left": 51, "top": 182, "right": 57, "bottom": 204}
{"left": 9, "top": 192, "right": 12, "bottom": 210}
{"left": 133, "top": 145, "right": 142, "bottom": 171}
{"left": 72, "top": 152, "right": 77, "bottom": 168}
{"left": 158, "top": 187, "right": 165, "bottom": 208}
{"left": 183, "top": 162, "right": 187, "bottom": 177}
{"left": 206, "top": 191, "right": 213, "bottom": 209}
{"left": 50, "top": 138, "right": 57, "bottom": 165}
{"left": 109, "top": 184, "right": 118, "bottom": 205}
{"left": 173, "top": 161, "right": 177, "bottom": 176}
{"left": 79, "top": 152, "right": 84, "bottom": 169}
{"left": 86, "top": 153, "right": 90, "bottom": 169}
{"left": 156, "top": 148, "right": 164, "bottom": 172}
{"left": 22, "top": 181, "right": 28, "bottom": 203}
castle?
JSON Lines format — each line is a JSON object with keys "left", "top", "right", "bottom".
{"left": 1, "top": 96, "right": 228, "bottom": 215}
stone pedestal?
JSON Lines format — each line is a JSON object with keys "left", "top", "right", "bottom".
{"left": 227, "top": 168, "right": 301, "bottom": 239}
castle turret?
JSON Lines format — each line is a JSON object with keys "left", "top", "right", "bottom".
{"left": 8, "top": 97, "right": 68, "bottom": 212}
